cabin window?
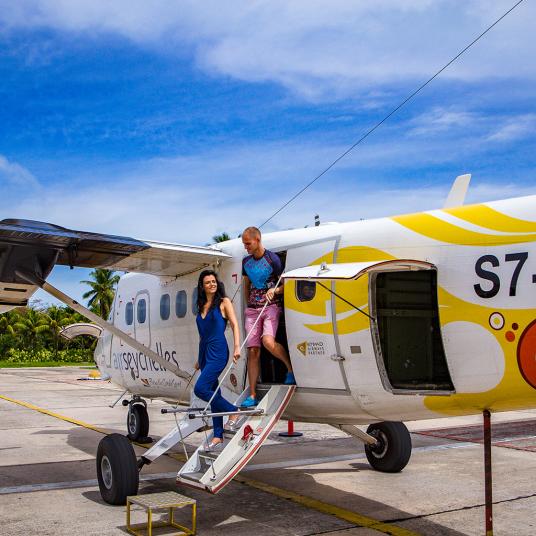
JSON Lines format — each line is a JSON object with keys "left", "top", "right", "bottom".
{"left": 125, "top": 302, "right": 133, "bottom": 325}
{"left": 175, "top": 290, "right": 187, "bottom": 318}
{"left": 192, "top": 288, "right": 198, "bottom": 315}
{"left": 296, "top": 280, "right": 316, "bottom": 302}
{"left": 160, "top": 294, "right": 170, "bottom": 320}
{"left": 137, "top": 299, "right": 147, "bottom": 324}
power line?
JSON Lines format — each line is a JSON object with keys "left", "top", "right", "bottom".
{"left": 258, "top": 0, "right": 526, "bottom": 229}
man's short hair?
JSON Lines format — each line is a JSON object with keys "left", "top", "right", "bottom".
{"left": 242, "top": 226, "right": 261, "bottom": 239}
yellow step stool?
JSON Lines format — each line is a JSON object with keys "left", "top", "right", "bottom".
{"left": 126, "top": 491, "right": 197, "bottom": 536}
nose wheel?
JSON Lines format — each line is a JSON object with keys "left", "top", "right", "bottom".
{"left": 125, "top": 398, "right": 151, "bottom": 443}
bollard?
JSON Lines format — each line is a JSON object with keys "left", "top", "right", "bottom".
{"left": 278, "top": 420, "right": 303, "bottom": 438}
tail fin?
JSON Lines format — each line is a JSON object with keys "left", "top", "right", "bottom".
{"left": 444, "top": 174, "right": 471, "bottom": 208}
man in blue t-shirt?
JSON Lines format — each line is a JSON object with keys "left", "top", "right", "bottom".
{"left": 241, "top": 226, "right": 295, "bottom": 407}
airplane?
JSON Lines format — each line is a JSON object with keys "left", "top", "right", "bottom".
{"left": 1, "top": 173, "right": 536, "bottom": 505}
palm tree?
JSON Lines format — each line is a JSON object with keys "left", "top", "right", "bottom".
{"left": 41, "top": 306, "right": 72, "bottom": 358}
{"left": 81, "top": 269, "right": 120, "bottom": 319}
{"left": 212, "top": 232, "right": 231, "bottom": 243}
{"left": 12, "top": 308, "right": 49, "bottom": 351}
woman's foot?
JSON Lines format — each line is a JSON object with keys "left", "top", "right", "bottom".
{"left": 201, "top": 438, "right": 224, "bottom": 452}
{"left": 226, "top": 414, "right": 245, "bottom": 431}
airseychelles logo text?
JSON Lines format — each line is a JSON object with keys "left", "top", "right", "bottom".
{"left": 112, "top": 341, "right": 179, "bottom": 379}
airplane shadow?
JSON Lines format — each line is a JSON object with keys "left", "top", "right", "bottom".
{"left": 28, "top": 427, "right": 470, "bottom": 535}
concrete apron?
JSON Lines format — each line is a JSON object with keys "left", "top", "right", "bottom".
{"left": 1, "top": 367, "right": 536, "bottom": 535}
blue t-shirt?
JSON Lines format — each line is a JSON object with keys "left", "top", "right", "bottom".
{"left": 242, "top": 250, "right": 282, "bottom": 307}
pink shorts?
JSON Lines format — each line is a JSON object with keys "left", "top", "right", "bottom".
{"left": 244, "top": 304, "right": 281, "bottom": 348}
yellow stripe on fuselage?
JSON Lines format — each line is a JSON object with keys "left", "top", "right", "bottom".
{"left": 392, "top": 213, "right": 536, "bottom": 246}
{"left": 444, "top": 204, "right": 536, "bottom": 233}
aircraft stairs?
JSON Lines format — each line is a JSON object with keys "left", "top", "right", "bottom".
{"left": 177, "top": 383, "right": 295, "bottom": 494}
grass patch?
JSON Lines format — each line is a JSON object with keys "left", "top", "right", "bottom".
{"left": 0, "top": 361, "right": 95, "bottom": 368}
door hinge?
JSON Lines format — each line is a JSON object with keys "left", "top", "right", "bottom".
{"left": 330, "top": 354, "right": 345, "bottom": 361}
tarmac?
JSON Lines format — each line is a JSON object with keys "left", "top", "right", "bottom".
{"left": 0, "top": 366, "right": 535, "bottom": 536}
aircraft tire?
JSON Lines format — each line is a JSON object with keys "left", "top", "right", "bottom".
{"left": 364, "top": 421, "right": 412, "bottom": 473}
{"left": 127, "top": 403, "right": 149, "bottom": 441}
{"left": 96, "top": 433, "right": 139, "bottom": 505}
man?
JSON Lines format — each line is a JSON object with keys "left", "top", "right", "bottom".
{"left": 241, "top": 226, "right": 295, "bottom": 407}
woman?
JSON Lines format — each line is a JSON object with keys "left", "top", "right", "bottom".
{"left": 193, "top": 270, "right": 242, "bottom": 451}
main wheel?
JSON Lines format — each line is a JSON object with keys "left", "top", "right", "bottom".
{"left": 127, "top": 404, "right": 149, "bottom": 441}
{"left": 364, "top": 421, "right": 412, "bottom": 473}
{"left": 96, "top": 433, "right": 139, "bottom": 505}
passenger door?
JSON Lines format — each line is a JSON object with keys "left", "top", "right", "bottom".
{"left": 283, "top": 239, "right": 348, "bottom": 390}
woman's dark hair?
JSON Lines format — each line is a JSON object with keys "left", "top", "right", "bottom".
{"left": 196, "top": 270, "right": 226, "bottom": 314}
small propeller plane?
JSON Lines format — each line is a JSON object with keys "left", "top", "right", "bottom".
{"left": 1, "top": 174, "right": 536, "bottom": 504}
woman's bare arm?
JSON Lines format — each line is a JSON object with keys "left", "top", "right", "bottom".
{"left": 222, "top": 297, "right": 241, "bottom": 362}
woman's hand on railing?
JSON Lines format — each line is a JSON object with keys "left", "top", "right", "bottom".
{"left": 233, "top": 346, "right": 241, "bottom": 363}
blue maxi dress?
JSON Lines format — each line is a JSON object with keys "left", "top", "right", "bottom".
{"left": 193, "top": 306, "right": 237, "bottom": 439}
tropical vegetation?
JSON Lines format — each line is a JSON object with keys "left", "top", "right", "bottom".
{"left": 0, "top": 269, "right": 120, "bottom": 366}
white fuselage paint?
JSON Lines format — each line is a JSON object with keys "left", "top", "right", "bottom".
{"left": 95, "top": 195, "right": 536, "bottom": 425}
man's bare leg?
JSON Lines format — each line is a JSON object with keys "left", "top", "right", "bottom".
{"left": 247, "top": 346, "right": 261, "bottom": 399}
{"left": 262, "top": 335, "right": 293, "bottom": 372}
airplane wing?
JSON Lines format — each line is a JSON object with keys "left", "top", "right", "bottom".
{"left": 0, "top": 218, "right": 230, "bottom": 309}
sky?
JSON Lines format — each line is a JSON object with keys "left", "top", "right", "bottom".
{"left": 0, "top": 0, "right": 535, "bottom": 305}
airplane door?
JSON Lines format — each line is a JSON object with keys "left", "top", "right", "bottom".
{"left": 283, "top": 238, "right": 347, "bottom": 390}
{"left": 134, "top": 291, "right": 151, "bottom": 348}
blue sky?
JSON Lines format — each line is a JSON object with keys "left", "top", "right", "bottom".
{"left": 0, "top": 1, "right": 535, "bottom": 305}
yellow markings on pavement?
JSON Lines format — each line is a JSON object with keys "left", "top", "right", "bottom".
{"left": 0, "top": 393, "right": 152, "bottom": 447}
{"left": 235, "top": 475, "right": 419, "bottom": 536}
{"left": 0, "top": 393, "right": 108, "bottom": 435}
{"left": 1, "top": 393, "right": 419, "bottom": 535}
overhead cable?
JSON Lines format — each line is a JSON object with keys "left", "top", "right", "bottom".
{"left": 258, "top": 0, "right": 526, "bottom": 228}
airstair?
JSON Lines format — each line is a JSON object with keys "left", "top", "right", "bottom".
{"left": 177, "top": 384, "right": 295, "bottom": 493}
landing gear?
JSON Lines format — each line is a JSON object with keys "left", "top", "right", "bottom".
{"left": 96, "top": 434, "right": 139, "bottom": 505}
{"left": 125, "top": 397, "right": 151, "bottom": 442}
{"left": 364, "top": 421, "right": 412, "bottom": 473}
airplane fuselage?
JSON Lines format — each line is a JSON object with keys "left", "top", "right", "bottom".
{"left": 95, "top": 194, "right": 536, "bottom": 424}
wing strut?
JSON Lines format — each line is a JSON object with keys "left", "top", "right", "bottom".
{"left": 15, "top": 270, "right": 192, "bottom": 381}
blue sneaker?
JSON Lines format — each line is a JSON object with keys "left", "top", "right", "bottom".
{"left": 241, "top": 396, "right": 258, "bottom": 408}
{"left": 284, "top": 372, "right": 296, "bottom": 385}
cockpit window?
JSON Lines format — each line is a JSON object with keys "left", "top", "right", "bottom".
{"left": 125, "top": 302, "right": 133, "bottom": 325}
{"left": 137, "top": 299, "right": 147, "bottom": 324}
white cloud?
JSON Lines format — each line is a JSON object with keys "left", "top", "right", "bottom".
{"left": 2, "top": 138, "right": 533, "bottom": 244}
{"left": 486, "top": 114, "right": 536, "bottom": 142}
{"left": 1, "top": 1, "right": 535, "bottom": 99}
{"left": 408, "top": 107, "right": 477, "bottom": 136}
{"left": 0, "top": 155, "right": 40, "bottom": 187}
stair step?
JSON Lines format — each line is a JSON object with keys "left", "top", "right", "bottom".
{"left": 179, "top": 471, "right": 205, "bottom": 482}
{"left": 199, "top": 451, "right": 219, "bottom": 461}
{"left": 177, "top": 384, "right": 296, "bottom": 494}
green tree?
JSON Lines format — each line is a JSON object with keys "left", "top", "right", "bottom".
{"left": 212, "top": 232, "right": 231, "bottom": 243}
{"left": 12, "top": 308, "right": 49, "bottom": 351}
{"left": 81, "top": 269, "right": 120, "bottom": 319}
{"left": 40, "top": 306, "right": 72, "bottom": 358}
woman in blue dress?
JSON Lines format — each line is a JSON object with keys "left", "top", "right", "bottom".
{"left": 194, "top": 270, "right": 242, "bottom": 451}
